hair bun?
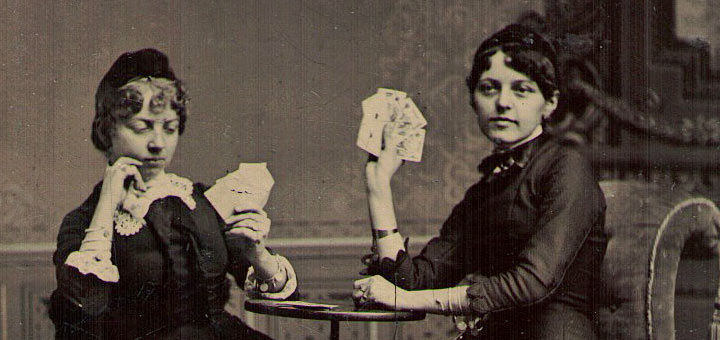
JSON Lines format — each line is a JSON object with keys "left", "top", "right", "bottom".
{"left": 478, "top": 24, "right": 557, "bottom": 67}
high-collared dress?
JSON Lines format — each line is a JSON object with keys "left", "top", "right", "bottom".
{"left": 50, "top": 174, "right": 297, "bottom": 340}
{"left": 367, "top": 134, "right": 607, "bottom": 339}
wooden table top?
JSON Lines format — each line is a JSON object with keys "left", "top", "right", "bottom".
{"left": 244, "top": 299, "right": 426, "bottom": 323}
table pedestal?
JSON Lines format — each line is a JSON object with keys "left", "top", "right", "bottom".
{"left": 330, "top": 320, "right": 339, "bottom": 340}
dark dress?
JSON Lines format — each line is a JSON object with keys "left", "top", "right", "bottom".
{"left": 50, "top": 181, "right": 293, "bottom": 339}
{"left": 367, "top": 134, "right": 607, "bottom": 339}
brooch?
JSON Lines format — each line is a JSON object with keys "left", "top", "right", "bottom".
{"left": 114, "top": 209, "right": 145, "bottom": 236}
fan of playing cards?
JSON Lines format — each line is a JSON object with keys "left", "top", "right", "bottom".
{"left": 356, "top": 88, "right": 427, "bottom": 162}
{"left": 204, "top": 163, "right": 274, "bottom": 224}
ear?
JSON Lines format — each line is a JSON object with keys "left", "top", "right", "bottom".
{"left": 541, "top": 90, "right": 560, "bottom": 120}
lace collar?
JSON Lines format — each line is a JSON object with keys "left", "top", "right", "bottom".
{"left": 115, "top": 173, "right": 196, "bottom": 236}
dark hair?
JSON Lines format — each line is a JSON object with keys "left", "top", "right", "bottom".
{"left": 91, "top": 48, "right": 187, "bottom": 154}
{"left": 466, "top": 24, "right": 559, "bottom": 101}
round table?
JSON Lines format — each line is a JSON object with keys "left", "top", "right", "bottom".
{"left": 245, "top": 299, "right": 426, "bottom": 340}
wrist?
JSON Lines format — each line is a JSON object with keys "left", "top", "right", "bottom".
{"left": 367, "top": 177, "right": 392, "bottom": 196}
{"left": 368, "top": 185, "right": 391, "bottom": 198}
{"left": 368, "top": 197, "right": 397, "bottom": 227}
{"left": 255, "top": 255, "right": 284, "bottom": 292}
{"left": 97, "top": 190, "right": 124, "bottom": 213}
{"left": 243, "top": 242, "right": 269, "bottom": 263}
{"left": 372, "top": 228, "right": 399, "bottom": 238}
{"left": 400, "top": 290, "right": 432, "bottom": 311}
{"left": 244, "top": 255, "right": 296, "bottom": 298}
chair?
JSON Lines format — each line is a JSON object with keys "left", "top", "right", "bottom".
{"left": 596, "top": 180, "right": 720, "bottom": 340}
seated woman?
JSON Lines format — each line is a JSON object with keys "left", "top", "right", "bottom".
{"left": 50, "top": 49, "right": 296, "bottom": 340}
{"left": 353, "top": 24, "right": 607, "bottom": 339}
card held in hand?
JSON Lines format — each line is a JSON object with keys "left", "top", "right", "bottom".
{"left": 356, "top": 88, "right": 427, "bottom": 162}
{"left": 204, "top": 163, "right": 274, "bottom": 224}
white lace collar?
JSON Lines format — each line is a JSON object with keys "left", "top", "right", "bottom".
{"left": 115, "top": 173, "right": 196, "bottom": 236}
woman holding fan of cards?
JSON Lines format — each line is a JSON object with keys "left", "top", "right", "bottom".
{"left": 49, "top": 49, "right": 296, "bottom": 340}
{"left": 353, "top": 24, "right": 606, "bottom": 339}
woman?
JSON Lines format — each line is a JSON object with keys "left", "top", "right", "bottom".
{"left": 353, "top": 24, "right": 606, "bottom": 339}
{"left": 50, "top": 49, "right": 297, "bottom": 339}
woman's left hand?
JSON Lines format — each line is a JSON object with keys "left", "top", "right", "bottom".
{"left": 225, "top": 206, "right": 271, "bottom": 255}
{"left": 352, "top": 275, "right": 410, "bottom": 310}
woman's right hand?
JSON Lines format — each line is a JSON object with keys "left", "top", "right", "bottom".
{"left": 100, "top": 157, "right": 146, "bottom": 209}
{"left": 365, "top": 125, "right": 403, "bottom": 196}
{"left": 452, "top": 277, "right": 484, "bottom": 337}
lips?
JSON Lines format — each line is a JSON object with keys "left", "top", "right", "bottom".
{"left": 489, "top": 117, "right": 517, "bottom": 124}
{"left": 488, "top": 117, "right": 518, "bottom": 127}
{"left": 143, "top": 158, "right": 166, "bottom": 167}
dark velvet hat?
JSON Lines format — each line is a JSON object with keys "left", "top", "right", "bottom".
{"left": 95, "top": 48, "right": 177, "bottom": 102}
{"left": 477, "top": 23, "right": 557, "bottom": 67}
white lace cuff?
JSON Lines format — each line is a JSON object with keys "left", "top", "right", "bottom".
{"left": 244, "top": 255, "right": 297, "bottom": 300}
{"left": 65, "top": 250, "right": 119, "bottom": 283}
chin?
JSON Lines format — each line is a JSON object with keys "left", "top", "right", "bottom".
{"left": 483, "top": 131, "right": 518, "bottom": 146}
{"left": 141, "top": 168, "right": 165, "bottom": 181}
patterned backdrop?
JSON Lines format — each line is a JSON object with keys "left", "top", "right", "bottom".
{"left": 0, "top": 0, "right": 543, "bottom": 244}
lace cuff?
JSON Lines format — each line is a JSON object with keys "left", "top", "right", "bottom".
{"left": 65, "top": 250, "right": 119, "bottom": 283}
{"left": 244, "top": 255, "right": 297, "bottom": 300}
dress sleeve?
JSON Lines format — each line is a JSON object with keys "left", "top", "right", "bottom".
{"left": 464, "top": 150, "right": 605, "bottom": 314}
{"left": 190, "top": 181, "right": 253, "bottom": 287}
{"left": 223, "top": 231, "right": 253, "bottom": 286}
{"left": 365, "top": 192, "right": 474, "bottom": 290}
{"left": 50, "top": 189, "right": 115, "bottom": 337}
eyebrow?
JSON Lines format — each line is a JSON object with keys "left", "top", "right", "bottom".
{"left": 479, "top": 77, "right": 535, "bottom": 84}
{"left": 129, "top": 117, "right": 179, "bottom": 124}
{"left": 511, "top": 80, "right": 537, "bottom": 86}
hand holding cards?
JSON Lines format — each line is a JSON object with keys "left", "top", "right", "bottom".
{"left": 356, "top": 88, "right": 427, "bottom": 162}
{"left": 204, "top": 163, "right": 274, "bottom": 224}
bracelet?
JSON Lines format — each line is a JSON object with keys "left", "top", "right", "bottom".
{"left": 372, "top": 228, "right": 399, "bottom": 239}
{"left": 257, "top": 255, "right": 285, "bottom": 293}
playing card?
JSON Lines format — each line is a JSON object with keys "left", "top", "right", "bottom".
{"left": 359, "top": 93, "right": 393, "bottom": 155}
{"left": 357, "top": 88, "right": 426, "bottom": 162}
{"left": 204, "top": 163, "right": 274, "bottom": 223}
{"left": 377, "top": 87, "right": 406, "bottom": 100}
{"left": 361, "top": 93, "right": 390, "bottom": 122}
{"left": 383, "top": 97, "right": 405, "bottom": 123}
{"left": 400, "top": 97, "right": 427, "bottom": 128}
{"left": 394, "top": 128, "right": 426, "bottom": 162}
{"left": 356, "top": 119, "right": 386, "bottom": 156}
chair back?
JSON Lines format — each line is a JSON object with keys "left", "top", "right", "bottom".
{"left": 596, "top": 180, "right": 719, "bottom": 340}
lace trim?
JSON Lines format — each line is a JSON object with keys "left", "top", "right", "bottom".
{"left": 65, "top": 250, "right": 119, "bottom": 282}
{"left": 114, "top": 210, "right": 144, "bottom": 236}
{"left": 115, "top": 173, "right": 197, "bottom": 236}
{"left": 244, "top": 255, "right": 297, "bottom": 300}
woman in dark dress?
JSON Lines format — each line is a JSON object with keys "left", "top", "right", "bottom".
{"left": 50, "top": 49, "right": 297, "bottom": 339}
{"left": 352, "top": 24, "right": 607, "bottom": 339}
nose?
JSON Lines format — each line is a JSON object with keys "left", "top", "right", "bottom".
{"left": 147, "top": 128, "right": 165, "bottom": 154}
{"left": 495, "top": 87, "right": 512, "bottom": 114}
